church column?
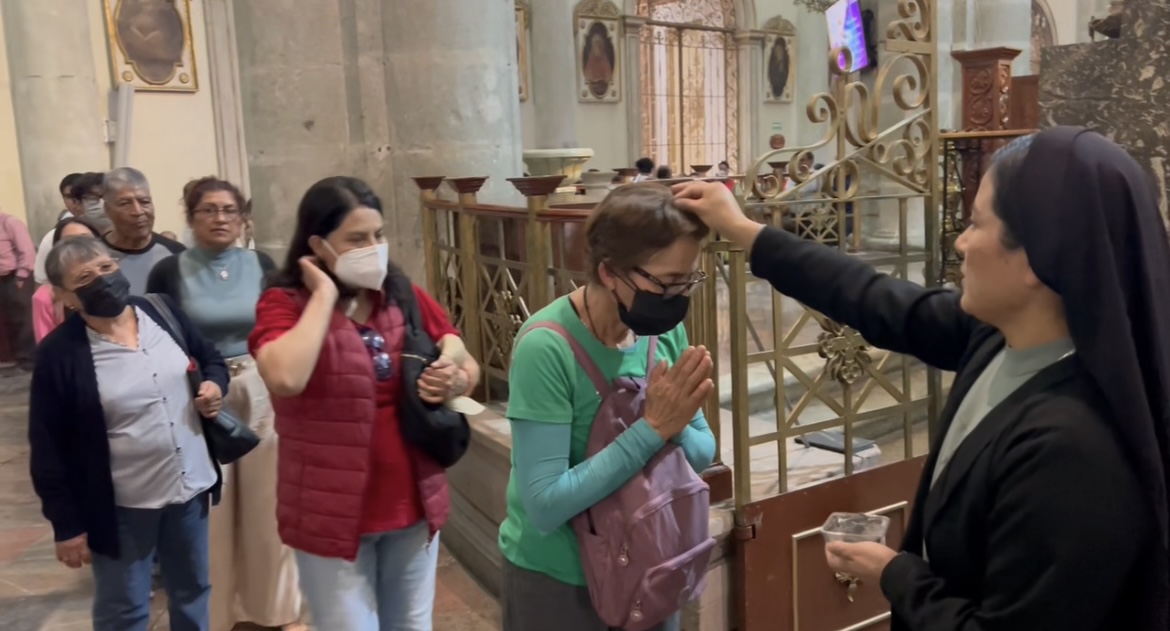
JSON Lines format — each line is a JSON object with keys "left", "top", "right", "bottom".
{"left": 623, "top": 15, "right": 645, "bottom": 165}
{"left": 0, "top": 0, "right": 107, "bottom": 237}
{"left": 234, "top": 0, "right": 524, "bottom": 279}
{"left": 735, "top": 30, "right": 765, "bottom": 170}
{"left": 974, "top": 0, "right": 1031, "bottom": 75}
{"left": 523, "top": 0, "right": 593, "bottom": 196}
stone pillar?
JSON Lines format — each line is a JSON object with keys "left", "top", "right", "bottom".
{"left": 234, "top": 0, "right": 524, "bottom": 279}
{"left": 522, "top": 0, "right": 593, "bottom": 195}
{"left": 974, "top": 0, "right": 1031, "bottom": 76}
{"left": 1041, "top": 0, "right": 1170, "bottom": 223}
{"left": 623, "top": 15, "right": 645, "bottom": 165}
{"left": 735, "top": 30, "right": 765, "bottom": 171}
{"left": 1, "top": 0, "right": 107, "bottom": 237}
{"left": 530, "top": 0, "right": 578, "bottom": 150}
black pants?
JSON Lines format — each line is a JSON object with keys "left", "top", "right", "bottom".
{"left": 0, "top": 275, "right": 35, "bottom": 364}
{"left": 502, "top": 559, "right": 682, "bottom": 631}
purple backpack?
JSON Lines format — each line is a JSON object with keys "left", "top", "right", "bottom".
{"left": 526, "top": 323, "right": 715, "bottom": 631}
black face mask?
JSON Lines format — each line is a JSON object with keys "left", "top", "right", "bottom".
{"left": 616, "top": 288, "right": 691, "bottom": 337}
{"left": 74, "top": 270, "right": 131, "bottom": 318}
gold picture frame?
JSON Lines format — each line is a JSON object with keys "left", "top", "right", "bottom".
{"left": 763, "top": 17, "right": 797, "bottom": 104}
{"left": 575, "top": 0, "right": 621, "bottom": 103}
{"left": 104, "top": 0, "right": 199, "bottom": 92}
{"left": 517, "top": 1, "right": 530, "bottom": 102}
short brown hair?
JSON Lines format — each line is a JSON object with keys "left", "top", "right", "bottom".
{"left": 584, "top": 183, "right": 709, "bottom": 283}
{"left": 183, "top": 176, "right": 246, "bottom": 219}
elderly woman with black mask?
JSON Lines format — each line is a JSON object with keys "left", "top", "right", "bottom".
{"left": 672, "top": 127, "right": 1170, "bottom": 630}
{"left": 28, "top": 236, "right": 229, "bottom": 631}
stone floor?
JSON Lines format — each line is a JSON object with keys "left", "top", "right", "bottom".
{"left": 0, "top": 369, "right": 501, "bottom": 631}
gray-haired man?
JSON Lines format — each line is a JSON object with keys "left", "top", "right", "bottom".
{"left": 101, "top": 167, "right": 185, "bottom": 295}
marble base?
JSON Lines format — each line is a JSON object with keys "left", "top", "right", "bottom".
{"left": 522, "top": 148, "right": 595, "bottom": 191}
{"left": 1039, "top": 0, "right": 1170, "bottom": 222}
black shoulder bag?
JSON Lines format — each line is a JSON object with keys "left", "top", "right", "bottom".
{"left": 390, "top": 277, "right": 471, "bottom": 468}
{"left": 144, "top": 294, "right": 260, "bottom": 465}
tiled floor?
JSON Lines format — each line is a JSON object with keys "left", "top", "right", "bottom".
{"left": 0, "top": 369, "right": 500, "bottom": 631}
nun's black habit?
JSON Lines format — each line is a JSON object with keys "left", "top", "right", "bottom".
{"left": 744, "top": 126, "right": 1170, "bottom": 629}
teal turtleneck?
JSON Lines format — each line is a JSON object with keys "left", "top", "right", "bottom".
{"left": 177, "top": 246, "right": 266, "bottom": 358}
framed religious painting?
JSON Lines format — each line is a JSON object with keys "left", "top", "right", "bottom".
{"left": 575, "top": 0, "right": 622, "bottom": 103}
{"left": 762, "top": 17, "right": 797, "bottom": 103}
{"left": 517, "top": 1, "right": 530, "bottom": 102}
{"left": 104, "top": 0, "right": 199, "bottom": 92}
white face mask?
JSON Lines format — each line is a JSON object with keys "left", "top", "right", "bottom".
{"left": 331, "top": 242, "right": 389, "bottom": 290}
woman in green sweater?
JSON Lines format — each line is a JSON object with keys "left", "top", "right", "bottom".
{"left": 499, "top": 184, "right": 717, "bottom": 631}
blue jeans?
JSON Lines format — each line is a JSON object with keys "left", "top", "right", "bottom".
{"left": 91, "top": 493, "right": 211, "bottom": 631}
{"left": 295, "top": 521, "right": 439, "bottom": 631}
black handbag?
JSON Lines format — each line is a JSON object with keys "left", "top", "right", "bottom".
{"left": 391, "top": 277, "right": 472, "bottom": 468}
{"left": 144, "top": 294, "right": 260, "bottom": 465}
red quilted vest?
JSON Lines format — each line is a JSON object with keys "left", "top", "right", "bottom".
{"left": 270, "top": 289, "right": 449, "bottom": 561}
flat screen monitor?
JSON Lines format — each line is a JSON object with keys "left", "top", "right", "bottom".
{"left": 826, "top": 0, "right": 869, "bottom": 73}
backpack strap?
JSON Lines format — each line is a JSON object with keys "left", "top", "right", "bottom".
{"left": 522, "top": 322, "right": 610, "bottom": 395}
{"left": 646, "top": 336, "right": 659, "bottom": 368}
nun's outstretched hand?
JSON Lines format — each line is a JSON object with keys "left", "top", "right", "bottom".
{"left": 672, "top": 181, "right": 764, "bottom": 250}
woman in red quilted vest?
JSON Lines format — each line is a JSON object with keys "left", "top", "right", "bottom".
{"left": 248, "top": 176, "right": 479, "bottom": 631}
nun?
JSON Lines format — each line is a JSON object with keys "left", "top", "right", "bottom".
{"left": 671, "top": 127, "right": 1170, "bottom": 630}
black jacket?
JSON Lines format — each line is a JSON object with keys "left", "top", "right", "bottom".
{"left": 750, "top": 226, "right": 1150, "bottom": 631}
{"left": 27, "top": 294, "right": 229, "bottom": 558}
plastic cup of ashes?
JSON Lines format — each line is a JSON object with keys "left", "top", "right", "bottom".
{"left": 821, "top": 512, "right": 890, "bottom": 545}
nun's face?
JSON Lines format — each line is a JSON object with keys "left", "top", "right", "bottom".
{"left": 955, "top": 172, "right": 1040, "bottom": 323}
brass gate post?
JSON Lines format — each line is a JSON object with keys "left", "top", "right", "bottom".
{"left": 445, "top": 177, "right": 488, "bottom": 384}
{"left": 507, "top": 175, "right": 565, "bottom": 313}
{"left": 412, "top": 176, "right": 447, "bottom": 296}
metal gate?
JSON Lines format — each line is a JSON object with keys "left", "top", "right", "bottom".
{"left": 638, "top": 0, "right": 739, "bottom": 173}
{"left": 723, "top": 2, "right": 941, "bottom": 629}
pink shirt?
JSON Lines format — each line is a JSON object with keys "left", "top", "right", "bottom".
{"left": 31, "top": 284, "right": 63, "bottom": 342}
{"left": 0, "top": 213, "right": 35, "bottom": 278}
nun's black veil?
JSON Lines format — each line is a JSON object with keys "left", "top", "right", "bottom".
{"left": 997, "top": 126, "right": 1170, "bottom": 625}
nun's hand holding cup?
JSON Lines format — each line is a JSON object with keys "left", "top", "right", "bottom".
{"left": 643, "top": 346, "right": 714, "bottom": 441}
{"left": 824, "top": 541, "right": 897, "bottom": 584}
{"left": 671, "top": 181, "right": 744, "bottom": 235}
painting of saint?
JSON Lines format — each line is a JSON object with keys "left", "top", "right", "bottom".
{"left": 106, "top": 0, "right": 197, "bottom": 91}
{"left": 766, "top": 36, "right": 793, "bottom": 102}
{"left": 115, "top": 0, "right": 186, "bottom": 84}
{"left": 581, "top": 21, "right": 616, "bottom": 100}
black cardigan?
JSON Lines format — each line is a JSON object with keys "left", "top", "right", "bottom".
{"left": 749, "top": 226, "right": 1150, "bottom": 631}
{"left": 27, "top": 294, "right": 230, "bottom": 558}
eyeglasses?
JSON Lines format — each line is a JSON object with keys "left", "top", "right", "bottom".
{"left": 193, "top": 206, "right": 242, "bottom": 219}
{"left": 630, "top": 268, "right": 707, "bottom": 298}
{"left": 359, "top": 326, "right": 393, "bottom": 381}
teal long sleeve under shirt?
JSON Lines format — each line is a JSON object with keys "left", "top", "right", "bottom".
{"left": 510, "top": 413, "right": 716, "bottom": 534}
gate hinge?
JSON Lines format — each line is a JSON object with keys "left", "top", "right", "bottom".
{"left": 733, "top": 523, "right": 757, "bottom": 541}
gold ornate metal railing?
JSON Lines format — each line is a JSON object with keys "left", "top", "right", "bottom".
{"left": 716, "top": 0, "right": 944, "bottom": 508}
{"left": 413, "top": 174, "right": 734, "bottom": 497}
{"left": 414, "top": 175, "right": 587, "bottom": 402}
{"left": 939, "top": 129, "right": 1035, "bottom": 285}
{"left": 416, "top": 0, "right": 970, "bottom": 513}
